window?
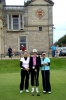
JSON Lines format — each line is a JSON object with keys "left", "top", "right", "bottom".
{"left": 8, "top": 14, "right": 24, "bottom": 30}
{"left": 24, "top": 17, "right": 28, "bottom": 25}
{"left": 9, "top": 15, "right": 11, "bottom": 30}
{"left": 19, "top": 36, "right": 26, "bottom": 50}
{"left": 13, "top": 15, "right": 19, "bottom": 30}
{"left": 20, "top": 15, "right": 22, "bottom": 29}
{"left": 39, "top": 26, "right": 42, "bottom": 31}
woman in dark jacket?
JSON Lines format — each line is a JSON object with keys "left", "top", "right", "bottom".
{"left": 29, "top": 49, "right": 41, "bottom": 96}
{"left": 8, "top": 46, "right": 12, "bottom": 58}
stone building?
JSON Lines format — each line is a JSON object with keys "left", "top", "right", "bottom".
{"left": 0, "top": 0, "right": 54, "bottom": 55}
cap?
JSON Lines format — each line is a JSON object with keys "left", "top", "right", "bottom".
{"left": 33, "top": 49, "right": 37, "bottom": 53}
{"left": 42, "top": 51, "right": 46, "bottom": 55}
{"left": 22, "top": 45, "right": 24, "bottom": 46}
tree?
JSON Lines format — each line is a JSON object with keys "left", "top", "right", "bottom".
{"left": 54, "top": 35, "right": 66, "bottom": 47}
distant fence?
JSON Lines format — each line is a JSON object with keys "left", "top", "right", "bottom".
{"left": 0, "top": 53, "right": 22, "bottom": 60}
{"left": 0, "top": 51, "right": 66, "bottom": 60}
{"left": 0, "top": 51, "right": 52, "bottom": 60}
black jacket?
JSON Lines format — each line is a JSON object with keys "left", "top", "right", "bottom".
{"left": 8, "top": 48, "right": 12, "bottom": 53}
{"left": 29, "top": 56, "right": 41, "bottom": 71}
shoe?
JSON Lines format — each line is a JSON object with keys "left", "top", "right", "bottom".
{"left": 20, "top": 90, "right": 23, "bottom": 93}
{"left": 26, "top": 90, "right": 29, "bottom": 93}
{"left": 48, "top": 91, "right": 51, "bottom": 94}
{"left": 37, "top": 93, "right": 40, "bottom": 96}
{"left": 43, "top": 91, "right": 47, "bottom": 94}
{"left": 43, "top": 91, "right": 46, "bottom": 93}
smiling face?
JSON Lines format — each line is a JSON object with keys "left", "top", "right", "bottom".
{"left": 24, "top": 52, "right": 28, "bottom": 57}
{"left": 33, "top": 52, "right": 37, "bottom": 56}
{"left": 42, "top": 52, "right": 46, "bottom": 58}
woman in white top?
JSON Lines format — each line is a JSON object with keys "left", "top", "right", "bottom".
{"left": 20, "top": 51, "right": 30, "bottom": 93}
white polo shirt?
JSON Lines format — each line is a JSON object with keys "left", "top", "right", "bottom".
{"left": 20, "top": 57, "right": 30, "bottom": 69}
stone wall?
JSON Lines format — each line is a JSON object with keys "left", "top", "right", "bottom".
{"left": 0, "top": 0, "right": 54, "bottom": 54}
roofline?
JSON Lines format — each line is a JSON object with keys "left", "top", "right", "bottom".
{"left": 3, "top": 5, "right": 24, "bottom": 7}
{"left": 45, "top": 0, "right": 54, "bottom": 5}
{"left": 24, "top": 0, "right": 54, "bottom": 6}
{"left": 24, "top": 4, "right": 54, "bottom": 6}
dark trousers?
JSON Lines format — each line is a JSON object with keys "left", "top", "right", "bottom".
{"left": 20, "top": 69, "right": 29, "bottom": 90}
{"left": 9, "top": 53, "right": 12, "bottom": 58}
{"left": 41, "top": 70, "right": 51, "bottom": 92}
{"left": 31, "top": 69, "right": 39, "bottom": 86}
{"left": 52, "top": 50, "right": 55, "bottom": 57}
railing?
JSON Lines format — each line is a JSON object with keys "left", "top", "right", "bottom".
{"left": 0, "top": 51, "right": 66, "bottom": 60}
{"left": 0, "top": 51, "right": 52, "bottom": 60}
{"left": 0, "top": 53, "right": 22, "bottom": 60}
{"left": 3, "top": 5, "right": 24, "bottom": 11}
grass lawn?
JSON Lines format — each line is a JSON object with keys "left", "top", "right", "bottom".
{"left": 0, "top": 58, "right": 66, "bottom": 100}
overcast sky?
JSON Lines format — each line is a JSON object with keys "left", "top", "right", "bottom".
{"left": 6, "top": 0, "right": 66, "bottom": 43}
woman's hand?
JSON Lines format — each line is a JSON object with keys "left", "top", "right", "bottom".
{"left": 35, "top": 69, "right": 37, "bottom": 73}
{"left": 41, "top": 63, "right": 48, "bottom": 66}
{"left": 44, "top": 63, "right": 48, "bottom": 65}
{"left": 25, "top": 68, "right": 29, "bottom": 71}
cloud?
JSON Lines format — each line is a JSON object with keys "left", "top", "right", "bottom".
{"left": 6, "top": 0, "right": 24, "bottom": 5}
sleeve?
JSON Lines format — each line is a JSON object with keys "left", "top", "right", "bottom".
{"left": 29, "top": 56, "right": 32, "bottom": 70}
{"left": 20, "top": 61, "right": 22, "bottom": 68}
{"left": 38, "top": 56, "right": 41, "bottom": 70}
{"left": 29, "top": 57, "right": 31, "bottom": 74}
{"left": 35, "top": 56, "right": 41, "bottom": 70}
{"left": 47, "top": 58, "right": 50, "bottom": 66}
{"left": 20, "top": 58, "right": 25, "bottom": 69}
{"left": 48, "top": 62, "right": 50, "bottom": 66}
{"left": 20, "top": 58, "right": 22, "bottom": 68}
{"left": 40, "top": 58, "right": 43, "bottom": 67}
{"left": 39, "top": 56, "right": 41, "bottom": 67}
